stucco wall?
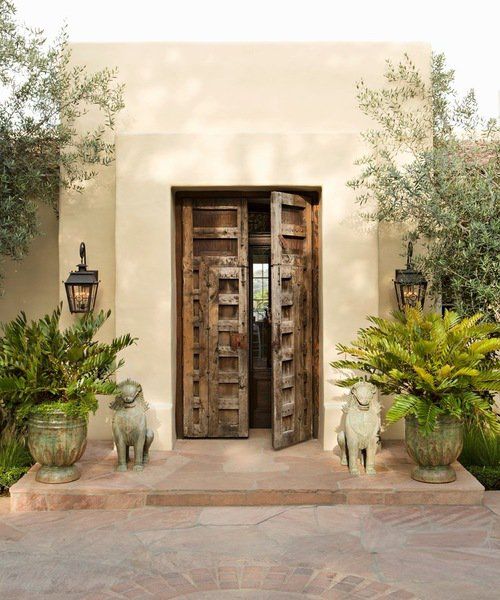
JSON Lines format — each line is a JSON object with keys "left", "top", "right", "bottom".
{"left": 0, "top": 204, "right": 59, "bottom": 323}
{"left": 22, "top": 42, "right": 431, "bottom": 449}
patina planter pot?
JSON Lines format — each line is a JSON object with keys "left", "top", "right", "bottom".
{"left": 28, "top": 411, "right": 87, "bottom": 484}
{"left": 405, "top": 414, "right": 463, "bottom": 483}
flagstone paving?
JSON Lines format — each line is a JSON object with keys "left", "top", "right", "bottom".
{"left": 0, "top": 494, "right": 499, "bottom": 599}
{"left": 10, "top": 431, "right": 483, "bottom": 511}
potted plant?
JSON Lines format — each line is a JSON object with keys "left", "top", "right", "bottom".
{"left": 0, "top": 305, "right": 135, "bottom": 483}
{"left": 331, "top": 308, "right": 500, "bottom": 483}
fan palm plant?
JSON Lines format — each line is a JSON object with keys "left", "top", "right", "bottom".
{"left": 331, "top": 308, "right": 500, "bottom": 434}
{"left": 0, "top": 305, "right": 135, "bottom": 484}
{"left": 331, "top": 308, "right": 499, "bottom": 483}
{"left": 0, "top": 304, "right": 135, "bottom": 425}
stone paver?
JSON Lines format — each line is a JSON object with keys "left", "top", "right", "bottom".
{"left": 484, "top": 490, "right": 500, "bottom": 516}
{"left": 0, "top": 496, "right": 10, "bottom": 515}
{"left": 1, "top": 500, "right": 499, "bottom": 599}
{"left": 10, "top": 431, "right": 483, "bottom": 511}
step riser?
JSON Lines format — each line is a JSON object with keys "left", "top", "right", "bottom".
{"left": 10, "top": 489, "right": 484, "bottom": 511}
{"left": 8, "top": 437, "right": 484, "bottom": 512}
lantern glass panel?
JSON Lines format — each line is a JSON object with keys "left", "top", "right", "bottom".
{"left": 394, "top": 279, "right": 427, "bottom": 311}
{"left": 75, "top": 284, "right": 91, "bottom": 312}
{"left": 403, "top": 284, "right": 420, "bottom": 307}
{"left": 64, "top": 274, "right": 99, "bottom": 313}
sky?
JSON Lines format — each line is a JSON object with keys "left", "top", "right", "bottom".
{"left": 13, "top": 0, "right": 500, "bottom": 119}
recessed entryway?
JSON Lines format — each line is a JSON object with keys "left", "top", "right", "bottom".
{"left": 175, "top": 189, "right": 320, "bottom": 449}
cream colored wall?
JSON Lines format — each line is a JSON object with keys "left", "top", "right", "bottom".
{"left": 69, "top": 42, "right": 431, "bottom": 135}
{"left": 58, "top": 164, "right": 117, "bottom": 440}
{"left": 0, "top": 204, "right": 59, "bottom": 324}
{"left": 115, "top": 132, "right": 381, "bottom": 450}
{"left": 377, "top": 222, "right": 407, "bottom": 439}
{"left": 55, "top": 42, "right": 431, "bottom": 449}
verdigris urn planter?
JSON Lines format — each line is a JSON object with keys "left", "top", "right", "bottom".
{"left": 405, "top": 415, "right": 463, "bottom": 483}
{"left": 28, "top": 411, "right": 87, "bottom": 484}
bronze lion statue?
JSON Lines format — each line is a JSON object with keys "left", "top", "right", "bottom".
{"left": 110, "top": 379, "right": 154, "bottom": 472}
{"left": 337, "top": 381, "right": 380, "bottom": 475}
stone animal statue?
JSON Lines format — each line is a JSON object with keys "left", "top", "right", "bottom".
{"left": 337, "top": 381, "right": 380, "bottom": 475}
{"left": 110, "top": 379, "right": 154, "bottom": 472}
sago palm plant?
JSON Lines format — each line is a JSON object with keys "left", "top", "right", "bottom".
{"left": 331, "top": 308, "right": 500, "bottom": 434}
{"left": 0, "top": 304, "right": 135, "bottom": 427}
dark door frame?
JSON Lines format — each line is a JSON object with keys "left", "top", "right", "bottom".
{"left": 174, "top": 188, "right": 320, "bottom": 440}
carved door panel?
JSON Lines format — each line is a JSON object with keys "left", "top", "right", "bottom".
{"left": 182, "top": 198, "right": 249, "bottom": 437}
{"left": 270, "top": 192, "right": 313, "bottom": 449}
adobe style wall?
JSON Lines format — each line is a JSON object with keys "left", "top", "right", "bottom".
{"left": 1, "top": 43, "right": 431, "bottom": 448}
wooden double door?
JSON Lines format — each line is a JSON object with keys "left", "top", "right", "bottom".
{"left": 179, "top": 191, "right": 317, "bottom": 449}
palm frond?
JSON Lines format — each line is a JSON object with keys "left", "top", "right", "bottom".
{"left": 0, "top": 306, "right": 135, "bottom": 423}
{"left": 333, "top": 308, "right": 499, "bottom": 431}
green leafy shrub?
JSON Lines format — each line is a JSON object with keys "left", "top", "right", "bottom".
{"left": 0, "top": 466, "right": 30, "bottom": 493}
{"left": 0, "top": 433, "right": 32, "bottom": 470}
{"left": 331, "top": 308, "right": 500, "bottom": 433}
{"left": 0, "top": 305, "right": 135, "bottom": 427}
{"left": 460, "top": 426, "right": 500, "bottom": 467}
{"left": 459, "top": 424, "right": 500, "bottom": 490}
{"left": 0, "top": 428, "right": 33, "bottom": 493}
{"left": 465, "top": 466, "right": 500, "bottom": 490}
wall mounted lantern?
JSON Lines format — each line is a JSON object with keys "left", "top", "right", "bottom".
{"left": 64, "top": 242, "right": 99, "bottom": 313}
{"left": 394, "top": 241, "right": 427, "bottom": 310}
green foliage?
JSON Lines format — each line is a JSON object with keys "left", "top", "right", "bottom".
{"left": 459, "top": 425, "right": 500, "bottom": 467}
{"left": 466, "top": 466, "right": 500, "bottom": 490}
{"left": 0, "top": 466, "right": 30, "bottom": 493}
{"left": 0, "top": 305, "right": 135, "bottom": 427}
{"left": 349, "top": 53, "right": 500, "bottom": 321}
{"left": 331, "top": 307, "right": 500, "bottom": 434}
{"left": 0, "top": 1, "right": 124, "bottom": 284}
{"left": 0, "top": 427, "right": 32, "bottom": 493}
{"left": 0, "top": 429, "right": 32, "bottom": 470}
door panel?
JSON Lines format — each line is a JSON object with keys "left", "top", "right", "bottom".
{"left": 208, "top": 266, "right": 248, "bottom": 437}
{"left": 182, "top": 199, "right": 249, "bottom": 437}
{"left": 271, "top": 192, "right": 313, "bottom": 449}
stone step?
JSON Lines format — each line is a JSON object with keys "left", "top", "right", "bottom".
{"left": 9, "top": 436, "right": 484, "bottom": 512}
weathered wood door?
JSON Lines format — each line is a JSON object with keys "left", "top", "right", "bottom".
{"left": 270, "top": 192, "right": 313, "bottom": 449}
{"left": 182, "top": 198, "right": 249, "bottom": 437}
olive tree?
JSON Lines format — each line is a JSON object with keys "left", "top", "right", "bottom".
{"left": 0, "top": 0, "right": 124, "bottom": 285}
{"left": 349, "top": 53, "right": 499, "bottom": 321}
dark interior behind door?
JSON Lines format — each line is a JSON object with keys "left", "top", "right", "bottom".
{"left": 249, "top": 244, "right": 272, "bottom": 428}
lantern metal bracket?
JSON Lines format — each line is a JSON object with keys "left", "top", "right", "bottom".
{"left": 79, "top": 242, "right": 87, "bottom": 268}
{"left": 406, "top": 241, "right": 413, "bottom": 269}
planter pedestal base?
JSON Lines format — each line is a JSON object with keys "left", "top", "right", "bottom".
{"left": 36, "top": 465, "right": 81, "bottom": 484}
{"left": 411, "top": 465, "right": 456, "bottom": 484}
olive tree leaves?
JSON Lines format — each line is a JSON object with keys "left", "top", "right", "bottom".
{"left": 331, "top": 308, "right": 500, "bottom": 434}
{"left": 0, "top": 1, "right": 124, "bottom": 282}
{"left": 349, "top": 53, "right": 500, "bottom": 321}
